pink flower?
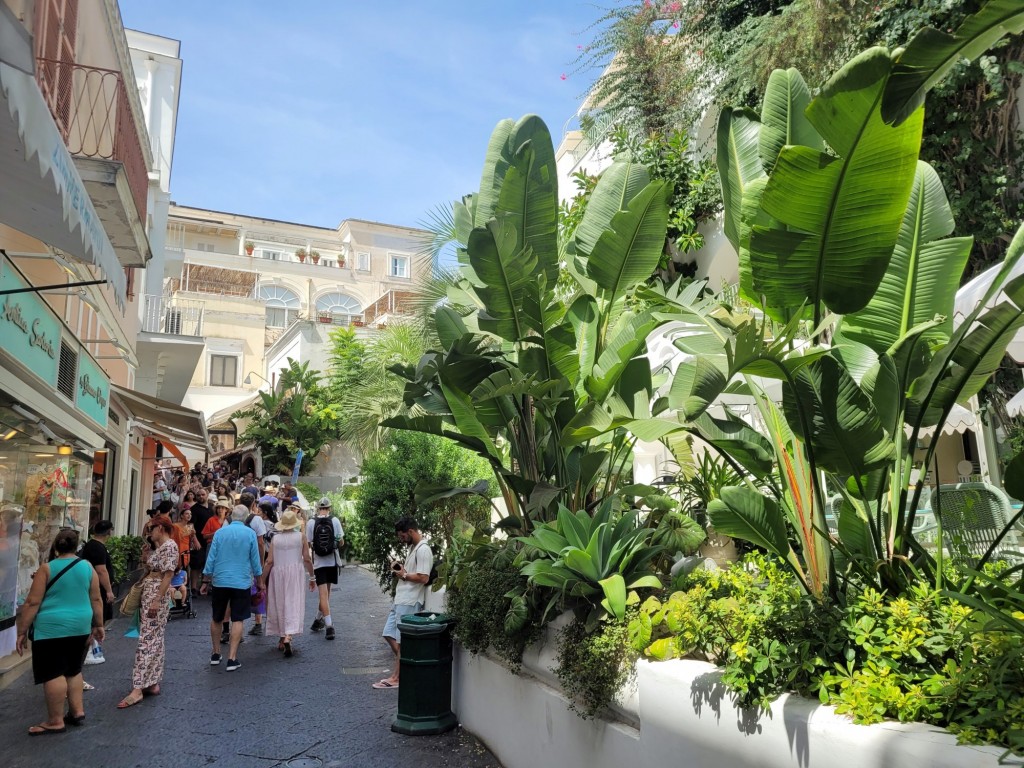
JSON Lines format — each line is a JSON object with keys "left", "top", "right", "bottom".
{"left": 673, "top": 21, "right": 679, "bottom": 28}
{"left": 560, "top": 73, "right": 567, "bottom": 81}
{"left": 670, "top": 1, "right": 681, "bottom": 9}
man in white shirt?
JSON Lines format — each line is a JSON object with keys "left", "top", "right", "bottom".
{"left": 306, "top": 497, "right": 344, "bottom": 641}
{"left": 373, "top": 516, "right": 432, "bottom": 690}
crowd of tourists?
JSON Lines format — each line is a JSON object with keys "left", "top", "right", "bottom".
{"left": 12, "top": 466, "right": 433, "bottom": 736}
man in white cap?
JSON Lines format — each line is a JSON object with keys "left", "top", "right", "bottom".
{"left": 306, "top": 496, "right": 344, "bottom": 640}
{"left": 201, "top": 504, "right": 263, "bottom": 671}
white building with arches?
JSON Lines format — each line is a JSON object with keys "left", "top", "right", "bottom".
{"left": 161, "top": 204, "right": 426, "bottom": 459}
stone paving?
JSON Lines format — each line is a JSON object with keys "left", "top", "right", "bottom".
{"left": 0, "top": 565, "right": 501, "bottom": 768}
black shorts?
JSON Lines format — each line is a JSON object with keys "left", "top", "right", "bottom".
{"left": 314, "top": 566, "right": 338, "bottom": 586}
{"left": 31, "top": 635, "right": 90, "bottom": 684}
{"left": 210, "top": 586, "right": 251, "bottom": 623}
{"left": 102, "top": 600, "right": 113, "bottom": 624}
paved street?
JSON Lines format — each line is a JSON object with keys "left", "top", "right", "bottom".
{"left": 0, "top": 566, "right": 501, "bottom": 768}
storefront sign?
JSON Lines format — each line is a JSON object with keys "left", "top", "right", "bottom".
{"left": 75, "top": 353, "right": 109, "bottom": 429}
{"left": 0, "top": 260, "right": 59, "bottom": 386}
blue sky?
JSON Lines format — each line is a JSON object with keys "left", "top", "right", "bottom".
{"left": 122, "top": 2, "right": 611, "bottom": 231}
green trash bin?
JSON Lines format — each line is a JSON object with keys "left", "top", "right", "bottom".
{"left": 392, "top": 611, "right": 457, "bottom": 736}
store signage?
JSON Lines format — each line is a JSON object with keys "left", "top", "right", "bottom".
{"left": 75, "top": 352, "right": 109, "bottom": 429}
{"left": 0, "top": 260, "right": 60, "bottom": 386}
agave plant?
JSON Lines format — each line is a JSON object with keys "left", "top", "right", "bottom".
{"left": 516, "top": 504, "right": 665, "bottom": 628}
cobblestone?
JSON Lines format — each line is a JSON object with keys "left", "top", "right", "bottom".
{"left": 0, "top": 565, "right": 501, "bottom": 768}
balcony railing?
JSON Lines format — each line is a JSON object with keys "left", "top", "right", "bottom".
{"left": 35, "top": 57, "right": 150, "bottom": 222}
{"left": 141, "top": 295, "right": 204, "bottom": 337}
{"left": 364, "top": 289, "right": 417, "bottom": 325}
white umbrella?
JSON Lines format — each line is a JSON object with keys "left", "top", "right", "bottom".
{"left": 916, "top": 403, "right": 976, "bottom": 438}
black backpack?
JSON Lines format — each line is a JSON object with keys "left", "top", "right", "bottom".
{"left": 311, "top": 516, "right": 335, "bottom": 557}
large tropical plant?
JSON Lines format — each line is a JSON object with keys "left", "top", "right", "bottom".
{"left": 385, "top": 115, "right": 674, "bottom": 533}
{"left": 640, "top": 6, "right": 1024, "bottom": 600}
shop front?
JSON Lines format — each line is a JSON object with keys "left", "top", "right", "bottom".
{"left": 0, "top": 256, "right": 109, "bottom": 658}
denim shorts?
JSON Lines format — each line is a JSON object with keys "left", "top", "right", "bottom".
{"left": 381, "top": 602, "right": 422, "bottom": 643}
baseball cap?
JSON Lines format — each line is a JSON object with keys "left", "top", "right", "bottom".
{"left": 317, "top": 496, "right": 331, "bottom": 509}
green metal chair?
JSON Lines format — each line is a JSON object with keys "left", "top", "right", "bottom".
{"left": 926, "top": 482, "right": 1024, "bottom": 566}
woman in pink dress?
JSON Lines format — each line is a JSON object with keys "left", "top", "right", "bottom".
{"left": 264, "top": 506, "right": 315, "bottom": 657}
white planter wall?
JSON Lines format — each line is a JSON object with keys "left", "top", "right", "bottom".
{"left": 452, "top": 625, "right": 1005, "bottom": 768}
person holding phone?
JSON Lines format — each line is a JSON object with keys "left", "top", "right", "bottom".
{"left": 373, "top": 516, "right": 432, "bottom": 690}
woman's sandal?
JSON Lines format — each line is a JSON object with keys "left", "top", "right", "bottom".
{"left": 283, "top": 641, "right": 293, "bottom": 658}
{"left": 277, "top": 639, "right": 286, "bottom": 652}
{"left": 28, "top": 724, "right": 67, "bottom": 735}
{"left": 116, "top": 694, "right": 143, "bottom": 709}
{"left": 63, "top": 713, "right": 86, "bottom": 727}
{"left": 142, "top": 685, "right": 160, "bottom": 697}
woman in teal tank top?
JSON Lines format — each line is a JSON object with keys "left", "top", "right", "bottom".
{"left": 16, "top": 529, "right": 104, "bottom": 736}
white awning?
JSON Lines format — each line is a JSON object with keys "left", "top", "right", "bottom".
{"left": 111, "top": 384, "right": 209, "bottom": 452}
{"left": 1006, "top": 389, "right": 1024, "bottom": 418}
{"left": 917, "top": 403, "right": 977, "bottom": 438}
{"left": 954, "top": 259, "right": 1024, "bottom": 364}
{"left": 0, "top": 36, "right": 127, "bottom": 309}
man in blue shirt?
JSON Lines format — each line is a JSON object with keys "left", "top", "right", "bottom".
{"left": 200, "top": 505, "right": 263, "bottom": 672}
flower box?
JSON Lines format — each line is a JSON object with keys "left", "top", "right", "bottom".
{"left": 452, "top": 622, "right": 1006, "bottom": 768}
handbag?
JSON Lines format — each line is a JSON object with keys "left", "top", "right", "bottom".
{"left": 28, "top": 557, "right": 84, "bottom": 641}
{"left": 119, "top": 580, "right": 145, "bottom": 617}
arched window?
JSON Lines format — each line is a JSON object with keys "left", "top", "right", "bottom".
{"left": 259, "top": 285, "right": 300, "bottom": 328}
{"left": 315, "top": 292, "right": 363, "bottom": 325}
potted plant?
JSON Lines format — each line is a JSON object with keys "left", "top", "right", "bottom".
{"left": 310, "top": 249, "right": 321, "bottom": 265}
{"left": 317, "top": 312, "right": 333, "bottom": 324}
{"left": 338, "top": 257, "right": 346, "bottom": 269}
{"left": 295, "top": 247, "right": 307, "bottom": 263}
{"left": 244, "top": 240, "right": 254, "bottom": 255}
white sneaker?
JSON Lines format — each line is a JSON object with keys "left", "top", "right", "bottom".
{"left": 84, "top": 652, "right": 105, "bottom": 665}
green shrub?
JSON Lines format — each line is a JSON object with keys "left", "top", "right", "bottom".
{"left": 105, "top": 535, "right": 143, "bottom": 584}
{"left": 357, "top": 431, "right": 494, "bottom": 588}
{"left": 556, "top": 615, "right": 637, "bottom": 719}
{"left": 445, "top": 542, "right": 539, "bottom": 672}
{"left": 629, "top": 553, "right": 1024, "bottom": 754}
{"left": 295, "top": 481, "right": 321, "bottom": 503}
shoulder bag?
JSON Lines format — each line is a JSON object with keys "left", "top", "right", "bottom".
{"left": 119, "top": 578, "right": 145, "bottom": 617}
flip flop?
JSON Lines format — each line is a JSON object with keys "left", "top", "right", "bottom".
{"left": 63, "top": 713, "right": 86, "bottom": 727}
{"left": 82, "top": 682, "right": 95, "bottom": 691}
{"left": 29, "top": 724, "right": 66, "bottom": 736}
{"left": 116, "top": 695, "right": 143, "bottom": 709}
{"left": 372, "top": 680, "right": 398, "bottom": 689}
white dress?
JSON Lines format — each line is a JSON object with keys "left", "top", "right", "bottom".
{"left": 265, "top": 530, "right": 306, "bottom": 636}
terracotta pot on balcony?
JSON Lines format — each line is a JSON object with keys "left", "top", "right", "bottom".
{"left": 311, "top": 254, "right": 320, "bottom": 265}
{"left": 244, "top": 243, "right": 254, "bottom": 255}
{"left": 338, "top": 259, "right": 346, "bottom": 269}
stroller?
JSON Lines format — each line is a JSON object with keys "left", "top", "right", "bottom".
{"left": 168, "top": 548, "right": 196, "bottom": 619}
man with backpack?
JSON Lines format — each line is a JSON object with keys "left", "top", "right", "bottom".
{"left": 306, "top": 497, "right": 344, "bottom": 640}
{"left": 373, "top": 516, "right": 433, "bottom": 690}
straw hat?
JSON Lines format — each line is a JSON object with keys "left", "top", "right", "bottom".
{"left": 275, "top": 508, "right": 302, "bottom": 531}
{"left": 212, "top": 495, "right": 231, "bottom": 510}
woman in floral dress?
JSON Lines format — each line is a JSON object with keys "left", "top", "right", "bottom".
{"left": 118, "top": 515, "right": 178, "bottom": 708}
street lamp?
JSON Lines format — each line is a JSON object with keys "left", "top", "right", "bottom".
{"left": 244, "top": 371, "right": 270, "bottom": 387}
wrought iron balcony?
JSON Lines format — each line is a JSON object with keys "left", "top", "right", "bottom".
{"left": 35, "top": 57, "right": 150, "bottom": 222}
{"left": 141, "top": 294, "right": 204, "bottom": 337}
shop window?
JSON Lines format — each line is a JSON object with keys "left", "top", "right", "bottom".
{"left": 209, "top": 354, "right": 238, "bottom": 387}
